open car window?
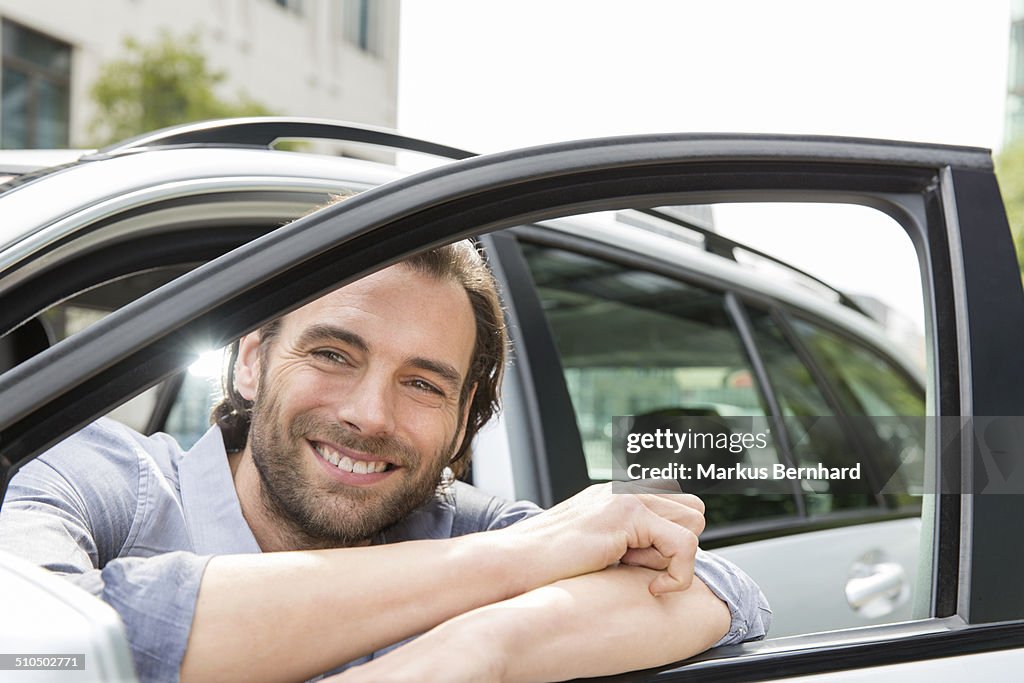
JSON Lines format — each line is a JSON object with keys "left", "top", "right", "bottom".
{"left": 507, "top": 199, "right": 928, "bottom": 640}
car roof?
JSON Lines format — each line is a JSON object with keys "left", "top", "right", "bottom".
{"left": 0, "top": 146, "right": 409, "bottom": 259}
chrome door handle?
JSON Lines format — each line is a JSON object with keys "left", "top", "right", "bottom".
{"left": 845, "top": 553, "right": 910, "bottom": 618}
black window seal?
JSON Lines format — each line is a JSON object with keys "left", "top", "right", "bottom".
{"left": 723, "top": 292, "right": 806, "bottom": 518}
{"left": 698, "top": 506, "right": 921, "bottom": 549}
{"left": 482, "top": 232, "right": 590, "bottom": 506}
{"left": 611, "top": 619, "right": 1024, "bottom": 682}
{"left": 946, "top": 166, "right": 1024, "bottom": 624}
{"left": 95, "top": 117, "right": 476, "bottom": 161}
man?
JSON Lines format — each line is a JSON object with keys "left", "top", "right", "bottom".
{"left": 0, "top": 240, "right": 769, "bottom": 682}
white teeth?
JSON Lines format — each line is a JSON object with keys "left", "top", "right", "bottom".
{"left": 314, "top": 442, "right": 389, "bottom": 475}
{"left": 313, "top": 443, "right": 339, "bottom": 466}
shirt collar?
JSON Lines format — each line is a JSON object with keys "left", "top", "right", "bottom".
{"left": 177, "top": 426, "right": 262, "bottom": 555}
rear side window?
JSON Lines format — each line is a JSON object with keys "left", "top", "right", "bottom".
{"left": 790, "top": 317, "right": 926, "bottom": 503}
{"left": 745, "top": 308, "right": 879, "bottom": 517}
{"left": 519, "top": 242, "right": 797, "bottom": 528}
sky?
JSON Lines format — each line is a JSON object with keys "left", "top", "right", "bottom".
{"left": 398, "top": 1, "right": 1010, "bottom": 152}
{"left": 396, "top": 1, "right": 1014, "bottom": 338}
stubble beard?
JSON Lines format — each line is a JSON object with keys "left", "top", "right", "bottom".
{"left": 247, "top": 386, "right": 458, "bottom": 550}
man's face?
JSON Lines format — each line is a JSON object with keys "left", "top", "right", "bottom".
{"left": 235, "top": 264, "right": 477, "bottom": 547}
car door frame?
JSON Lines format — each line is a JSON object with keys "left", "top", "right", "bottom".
{"left": 1, "top": 133, "right": 1022, "bottom": 678}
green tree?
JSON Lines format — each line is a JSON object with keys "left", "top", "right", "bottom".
{"left": 994, "top": 142, "right": 1024, "bottom": 279}
{"left": 87, "top": 30, "right": 272, "bottom": 146}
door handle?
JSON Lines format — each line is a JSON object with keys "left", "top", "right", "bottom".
{"left": 845, "top": 553, "right": 910, "bottom": 618}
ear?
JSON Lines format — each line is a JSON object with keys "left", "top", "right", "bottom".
{"left": 234, "top": 332, "right": 264, "bottom": 402}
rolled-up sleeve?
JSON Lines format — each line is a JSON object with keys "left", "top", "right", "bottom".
{"left": 693, "top": 549, "right": 772, "bottom": 646}
{"left": 99, "top": 551, "right": 211, "bottom": 680}
{"left": 0, "top": 424, "right": 212, "bottom": 681}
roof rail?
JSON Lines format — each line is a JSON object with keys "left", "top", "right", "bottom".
{"left": 638, "top": 208, "right": 869, "bottom": 317}
{"left": 97, "top": 117, "right": 476, "bottom": 161}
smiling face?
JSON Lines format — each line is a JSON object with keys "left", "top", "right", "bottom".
{"left": 233, "top": 264, "right": 478, "bottom": 548}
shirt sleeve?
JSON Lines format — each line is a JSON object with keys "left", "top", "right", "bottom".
{"left": 0, "top": 422, "right": 212, "bottom": 682}
{"left": 485, "top": 498, "right": 543, "bottom": 530}
{"left": 693, "top": 549, "right": 772, "bottom": 646}
{"left": 447, "top": 481, "right": 543, "bottom": 535}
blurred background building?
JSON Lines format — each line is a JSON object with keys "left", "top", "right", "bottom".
{"left": 0, "top": 0, "right": 400, "bottom": 152}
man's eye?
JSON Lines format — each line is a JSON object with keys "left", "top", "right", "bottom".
{"left": 313, "top": 350, "right": 348, "bottom": 365}
{"left": 409, "top": 379, "right": 443, "bottom": 396}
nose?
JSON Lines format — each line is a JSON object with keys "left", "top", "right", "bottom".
{"left": 333, "top": 369, "right": 396, "bottom": 436}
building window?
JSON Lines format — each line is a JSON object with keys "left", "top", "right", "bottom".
{"left": 272, "top": 0, "right": 304, "bottom": 16}
{"left": 1, "top": 20, "right": 71, "bottom": 148}
{"left": 342, "top": 0, "right": 379, "bottom": 54}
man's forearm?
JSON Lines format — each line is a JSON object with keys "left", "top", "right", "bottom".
{"left": 181, "top": 531, "right": 543, "bottom": 683}
{"left": 181, "top": 484, "right": 707, "bottom": 682}
{"left": 493, "top": 568, "right": 731, "bottom": 681}
{"left": 333, "top": 566, "right": 731, "bottom": 683}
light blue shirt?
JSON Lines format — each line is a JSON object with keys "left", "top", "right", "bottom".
{"left": 0, "top": 418, "right": 770, "bottom": 681}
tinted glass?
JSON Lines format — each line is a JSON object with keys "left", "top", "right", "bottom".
{"left": 745, "top": 307, "right": 877, "bottom": 516}
{"left": 521, "top": 242, "right": 797, "bottom": 527}
{"left": 792, "top": 317, "right": 926, "bottom": 503}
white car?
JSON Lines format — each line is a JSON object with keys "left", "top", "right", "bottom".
{"left": 0, "top": 118, "right": 1018, "bottom": 681}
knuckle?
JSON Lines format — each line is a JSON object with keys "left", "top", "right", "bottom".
{"left": 679, "top": 527, "right": 699, "bottom": 554}
{"left": 616, "top": 493, "right": 644, "bottom": 513}
{"left": 688, "top": 494, "right": 706, "bottom": 516}
{"left": 614, "top": 493, "right": 638, "bottom": 516}
{"left": 690, "top": 511, "right": 706, "bottom": 536}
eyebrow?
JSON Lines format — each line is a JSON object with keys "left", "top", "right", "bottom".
{"left": 296, "top": 324, "right": 369, "bottom": 353}
{"left": 407, "top": 357, "right": 463, "bottom": 393}
{"left": 297, "top": 323, "right": 464, "bottom": 393}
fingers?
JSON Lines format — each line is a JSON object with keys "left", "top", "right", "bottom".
{"left": 636, "top": 494, "right": 706, "bottom": 537}
{"left": 642, "top": 512, "right": 698, "bottom": 595}
{"left": 520, "top": 482, "right": 703, "bottom": 589}
{"left": 620, "top": 547, "right": 670, "bottom": 570}
{"left": 604, "top": 482, "right": 705, "bottom": 590}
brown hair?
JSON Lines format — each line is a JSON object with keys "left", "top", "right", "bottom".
{"left": 211, "top": 241, "right": 507, "bottom": 479}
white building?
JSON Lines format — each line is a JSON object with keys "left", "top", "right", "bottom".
{"left": 0, "top": 0, "right": 400, "bottom": 150}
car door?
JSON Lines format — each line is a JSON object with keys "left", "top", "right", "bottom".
{"left": 2, "top": 133, "right": 1023, "bottom": 680}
